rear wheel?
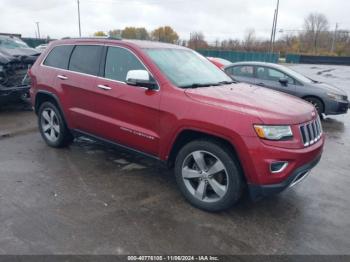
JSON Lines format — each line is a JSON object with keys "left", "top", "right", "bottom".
{"left": 304, "top": 97, "right": 324, "bottom": 116}
{"left": 174, "top": 139, "right": 243, "bottom": 212}
{"left": 38, "top": 101, "right": 73, "bottom": 147}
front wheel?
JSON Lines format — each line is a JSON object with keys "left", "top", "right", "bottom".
{"left": 304, "top": 97, "right": 324, "bottom": 116}
{"left": 174, "top": 139, "right": 243, "bottom": 212}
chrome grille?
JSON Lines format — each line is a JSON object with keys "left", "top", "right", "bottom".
{"left": 300, "top": 116, "right": 323, "bottom": 147}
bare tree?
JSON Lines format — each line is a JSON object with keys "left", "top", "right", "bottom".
{"left": 243, "top": 28, "right": 256, "bottom": 51}
{"left": 188, "top": 32, "right": 208, "bottom": 49}
{"left": 303, "top": 13, "right": 329, "bottom": 53}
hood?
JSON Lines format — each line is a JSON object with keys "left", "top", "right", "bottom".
{"left": 311, "top": 81, "right": 347, "bottom": 97}
{"left": 0, "top": 51, "right": 15, "bottom": 64}
{"left": 0, "top": 47, "right": 40, "bottom": 58}
{"left": 185, "top": 83, "right": 316, "bottom": 125}
{"left": 0, "top": 47, "right": 40, "bottom": 66}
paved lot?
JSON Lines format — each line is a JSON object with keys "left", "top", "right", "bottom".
{"left": 0, "top": 64, "right": 349, "bottom": 255}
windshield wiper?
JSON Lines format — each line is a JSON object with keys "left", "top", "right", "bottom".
{"left": 217, "top": 80, "right": 236, "bottom": 85}
{"left": 180, "top": 83, "right": 220, "bottom": 89}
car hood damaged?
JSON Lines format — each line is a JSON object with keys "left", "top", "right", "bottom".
{"left": 0, "top": 47, "right": 40, "bottom": 88}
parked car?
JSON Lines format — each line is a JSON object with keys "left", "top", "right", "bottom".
{"left": 207, "top": 57, "right": 232, "bottom": 69}
{"left": 29, "top": 39, "right": 324, "bottom": 212}
{"left": 224, "top": 62, "right": 350, "bottom": 116}
{"left": 35, "top": 44, "right": 48, "bottom": 52}
{"left": 0, "top": 35, "right": 39, "bottom": 104}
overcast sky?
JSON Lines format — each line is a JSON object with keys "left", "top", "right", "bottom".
{"left": 1, "top": 0, "right": 349, "bottom": 42}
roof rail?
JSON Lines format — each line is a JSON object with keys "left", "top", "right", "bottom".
{"left": 61, "top": 36, "right": 122, "bottom": 40}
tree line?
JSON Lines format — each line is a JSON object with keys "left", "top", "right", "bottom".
{"left": 94, "top": 26, "right": 179, "bottom": 44}
{"left": 94, "top": 13, "right": 350, "bottom": 56}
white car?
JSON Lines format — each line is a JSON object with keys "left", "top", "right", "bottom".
{"left": 35, "top": 44, "right": 48, "bottom": 52}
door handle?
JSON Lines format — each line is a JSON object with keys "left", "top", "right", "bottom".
{"left": 257, "top": 82, "right": 265, "bottom": 86}
{"left": 97, "top": 84, "right": 112, "bottom": 90}
{"left": 57, "top": 74, "right": 68, "bottom": 80}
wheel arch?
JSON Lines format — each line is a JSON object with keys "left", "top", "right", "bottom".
{"left": 34, "top": 91, "right": 68, "bottom": 124}
{"left": 166, "top": 129, "right": 246, "bottom": 182}
{"left": 302, "top": 95, "right": 325, "bottom": 113}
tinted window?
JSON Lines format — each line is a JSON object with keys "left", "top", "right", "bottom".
{"left": 256, "top": 67, "right": 294, "bottom": 84}
{"left": 104, "top": 47, "right": 145, "bottom": 82}
{"left": 227, "top": 65, "right": 254, "bottom": 78}
{"left": 43, "top": 45, "right": 74, "bottom": 69}
{"left": 69, "top": 45, "right": 102, "bottom": 76}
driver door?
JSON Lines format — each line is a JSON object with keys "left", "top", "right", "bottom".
{"left": 255, "top": 66, "right": 297, "bottom": 95}
{"left": 91, "top": 46, "right": 161, "bottom": 156}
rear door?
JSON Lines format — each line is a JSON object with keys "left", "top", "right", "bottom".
{"left": 225, "top": 65, "right": 255, "bottom": 84}
{"left": 92, "top": 45, "right": 161, "bottom": 156}
{"left": 39, "top": 45, "right": 74, "bottom": 102}
{"left": 255, "top": 66, "right": 297, "bottom": 95}
{"left": 55, "top": 44, "right": 103, "bottom": 133}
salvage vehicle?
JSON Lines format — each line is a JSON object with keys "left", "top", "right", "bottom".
{"left": 225, "top": 62, "right": 350, "bottom": 116}
{"left": 0, "top": 35, "right": 39, "bottom": 104}
{"left": 207, "top": 57, "right": 232, "bottom": 69}
{"left": 29, "top": 38, "right": 324, "bottom": 212}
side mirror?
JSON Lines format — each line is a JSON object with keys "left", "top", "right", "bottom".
{"left": 279, "top": 77, "right": 288, "bottom": 85}
{"left": 126, "top": 70, "right": 158, "bottom": 90}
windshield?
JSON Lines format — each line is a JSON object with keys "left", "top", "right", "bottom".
{"left": 0, "top": 37, "right": 29, "bottom": 49}
{"left": 145, "top": 48, "right": 233, "bottom": 88}
{"left": 278, "top": 65, "right": 314, "bottom": 83}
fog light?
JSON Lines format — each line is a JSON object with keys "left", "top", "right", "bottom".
{"left": 270, "top": 161, "right": 288, "bottom": 173}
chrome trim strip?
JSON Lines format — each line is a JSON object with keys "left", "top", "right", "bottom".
{"left": 40, "top": 43, "right": 160, "bottom": 92}
{"left": 270, "top": 162, "right": 288, "bottom": 174}
{"left": 290, "top": 171, "right": 310, "bottom": 188}
{"left": 300, "top": 117, "right": 322, "bottom": 147}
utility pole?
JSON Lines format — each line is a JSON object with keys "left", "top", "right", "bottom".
{"left": 269, "top": 9, "right": 277, "bottom": 53}
{"left": 269, "top": 0, "right": 280, "bottom": 54}
{"left": 331, "top": 23, "right": 338, "bottom": 53}
{"left": 36, "top": 22, "right": 41, "bottom": 39}
{"left": 77, "top": 0, "right": 82, "bottom": 37}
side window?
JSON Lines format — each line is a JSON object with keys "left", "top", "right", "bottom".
{"left": 227, "top": 66, "right": 254, "bottom": 78}
{"left": 104, "top": 46, "right": 146, "bottom": 82}
{"left": 69, "top": 45, "right": 102, "bottom": 76}
{"left": 43, "top": 45, "right": 74, "bottom": 69}
{"left": 257, "top": 67, "right": 294, "bottom": 84}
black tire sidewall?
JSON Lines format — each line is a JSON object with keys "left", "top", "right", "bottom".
{"left": 174, "top": 140, "right": 243, "bottom": 212}
{"left": 305, "top": 97, "right": 324, "bottom": 115}
{"left": 38, "top": 102, "right": 69, "bottom": 148}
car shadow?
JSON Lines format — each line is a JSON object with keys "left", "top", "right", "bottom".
{"left": 0, "top": 98, "right": 32, "bottom": 113}
{"left": 321, "top": 117, "right": 345, "bottom": 133}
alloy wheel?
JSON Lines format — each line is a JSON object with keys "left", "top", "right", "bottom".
{"left": 181, "top": 150, "right": 229, "bottom": 203}
{"left": 41, "top": 108, "right": 60, "bottom": 143}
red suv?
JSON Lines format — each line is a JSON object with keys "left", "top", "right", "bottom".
{"left": 29, "top": 38, "right": 324, "bottom": 212}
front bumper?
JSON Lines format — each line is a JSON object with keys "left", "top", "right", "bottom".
{"left": 248, "top": 154, "right": 321, "bottom": 200}
{"left": 0, "top": 85, "right": 30, "bottom": 104}
{"left": 325, "top": 99, "right": 349, "bottom": 115}
{"left": 234, "top": 130, "right": 324, "bottom": 201}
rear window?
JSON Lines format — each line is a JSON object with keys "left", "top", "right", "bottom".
{"left": 43, "top": 45, "right": 74, "bottom": 69}
{"left": 69, "top": 45, "right": 102, "bottom": 76}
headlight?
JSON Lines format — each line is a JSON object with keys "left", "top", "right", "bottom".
{"left": 327, "top": 92, "right": 344, "bottom": 101}
{"left": 254, "top": 125, "right": 293, "bottom": 140}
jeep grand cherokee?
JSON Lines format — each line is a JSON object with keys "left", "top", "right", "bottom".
{"left": 29, "top": 38, "right": 324, "bottom": 212}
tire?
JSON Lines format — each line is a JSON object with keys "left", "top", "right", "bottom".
{"left": 38, "top": 101, "right": 73, "bottom": 148}
{"left": 174, "top": 139, "right": 243, "bottom": 212}
{"left": 304, "top": 97, "right": 324, "bottom": 116}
